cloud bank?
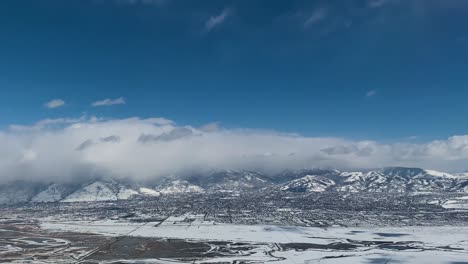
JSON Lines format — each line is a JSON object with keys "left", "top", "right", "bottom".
{"left": 2, "top": 116, "right": 468, "bottom": 184}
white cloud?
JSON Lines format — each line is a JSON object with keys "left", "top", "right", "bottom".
{"left": 144, "top": 117, "right": 173, "bottom": 125}
{"left": 2, "top": 116, "right": 468, "bottom": 183}
{"left": 9, "top": 117, "right": 88, "bottom": 132}
{"left": 45, "top": 99, "right": 65, "bottom": 109}
{"left": 199, "top": 122, "right": 221, "bottom": 132}
{"left": 92, "top": 97, "right": 126, "bottom": 107}
{"left": 205, "top": 7, "right": 231, "bottom": 32}
{"left": 304, "top": 8, "right": 327, "bottom": 27}
{"left": 366, "top": 90, "right": 377, "bottom": 97}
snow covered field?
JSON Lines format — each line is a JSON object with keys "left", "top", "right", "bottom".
{"left": 41, "top": 216, "right": 468, "bottom": 263}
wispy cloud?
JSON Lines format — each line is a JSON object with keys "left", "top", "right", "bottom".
{"left": 115, "top": 0, "right": 166, "bottom": 6}
{"left": 9, "top": 116, "right": 89, "bottom": 132}
{"left": 368, "top": 0, "right": 391, "bottom": 8}
{"left": 205, "top": 7, "right": 231, "bottom": 32}
{"left": 92, "top": 97, "right": 126, "bottom": 107}
{"left": 44, "top": 99, "right": 65, "bottom": 109}
{"left": 366, "top": 90, "right": 377, "bottom": 97}
{"left": 304, "top": 8, "right": 327, "bottom": 27}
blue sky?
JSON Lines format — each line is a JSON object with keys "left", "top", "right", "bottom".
{"left": 2, "top": 0, "right": 468, "bottom": 141}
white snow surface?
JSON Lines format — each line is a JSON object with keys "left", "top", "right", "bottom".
{"left": 139, "top": 187, "right": 160, "bottom": 196}
{"left": 442, "top": 198, "right": 468, "bottom": 209}
{"left": 42, "top": 218, "right": 467, "bottom": 244}
{"left": 117, "top": 187, "right": 139, "bottom": 200}
{"left": 453, "top": 172, "right": 468, "bottom": 178}
{"left": 41, "top": 217, "right": 468, "bottom": 264}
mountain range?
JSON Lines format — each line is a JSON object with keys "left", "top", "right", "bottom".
{"left": 1, "top": 167, "right": 467, "bottom": 204}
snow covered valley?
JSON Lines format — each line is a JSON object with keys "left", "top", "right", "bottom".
{"left": 1, "top": 190, "right": 467, "bottom": 263}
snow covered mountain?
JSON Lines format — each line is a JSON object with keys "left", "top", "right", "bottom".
{"left": 280, "top": 175, "right": 336, "bottom": 192}
{"left": 31, "top": 184, "right": 77, "bottom": 203}
{"left": 272, "top": 168, "right": 340, "bottom": 183}
{"left": 0, "top": 167, "right": 467, "bottom": 204}
{"left": 277, "top": 167, "right": 468, "bottom": 193}
{"left": 184, "top": 170, "right": 273, "bottom": 191}
{"left": 138, "top": 187, "right": 161, "bottom": 197}
{"left": 0, "top": 181, "right": 45, "bottom": 204}
{"left": 62, "top": 181, "right": 139, "bottom": 202}
{"left": 157, "top": 180, "right": 205, "bottom": 195}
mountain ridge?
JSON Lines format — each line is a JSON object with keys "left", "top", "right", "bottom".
{"left": 1, "top": 167, "right": 467, "bottom": 204}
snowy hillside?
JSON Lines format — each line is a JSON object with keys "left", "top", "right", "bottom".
{"left": 158, "top": 180, "right": 205, "bottom": 195}
{"left": 32, "top": 184, "right": 72, "bottom": 203}
{"left": 62, "top": 181, "right": 139, "bottom": 202}
{"left": 280, "top": 175, "right": 335, "bottom": 192}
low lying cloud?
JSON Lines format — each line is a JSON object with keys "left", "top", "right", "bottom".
{"left": 2, "top": 116, "right": 468, "bottom": 184}
{"left": 9, "top": 117, "right": 86, "bottom": 132}
{"left": 138, "top": 127, "right": 194, "bottom": 143}
{"left": 45, "top": 99, "right": 65, "bottom": 109}
{"left": 92, "top": 97, "right": 126, "bottom": 107}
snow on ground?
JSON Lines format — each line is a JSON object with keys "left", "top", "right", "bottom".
{"left": 441, "top": 197, "right": 468, "bottom": 209}
{"left": 271, "top": 249, "right": 468, "bottom": 264}
{"left": 139, "top": 187, "right": 160, "bottom": 196}
{"left": 117, "top": 187, "right": 139, "bottom": 200}
{"left": 442, "top": 202, "right": 468, "bottom": 209}
{"left": 428, "top": 170, "right": 468, "bottom": 179}
{"left": 41, "top": 219, "right": 468, "bottom": 245}
{"left": 75, "top": 251, "right": 468, "bottom": 264}
{"left": 453, "top": 172, "right": 468, "bottom": 178}
{"left": 424, "top": 169, "right": 455, "bottom": 178}
{"left": 40, "top": 217, "right": 468, "bottom": 264}
{"left": 158, "top": 180, "right": 205, "bottom": 194}
{"left": 280, "top": 175, "right": 335, "bottom": 192}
